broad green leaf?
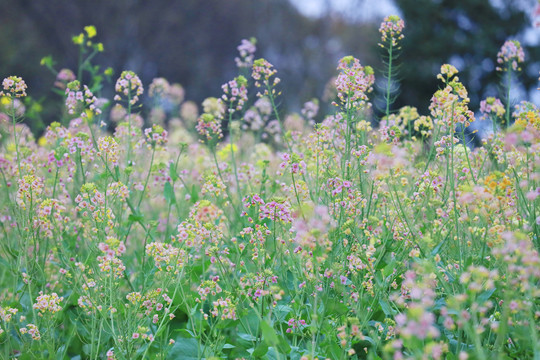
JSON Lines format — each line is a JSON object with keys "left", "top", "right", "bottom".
{"left": 164, "top": 181, "right": 176, "bottom": 205}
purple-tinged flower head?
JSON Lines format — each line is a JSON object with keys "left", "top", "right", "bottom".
{"left": 114, "top": 70, "right": 144, "bottom": 105}
{"left": 65, "top": 80, "right": 102, "bottom": 118}
{"left": 235, "top": 38, "right": 257, "bottom": 68}
{"left": 252, "top": 58, "right": 280, "bottom": 97}
{"left": 379, "top": 15, "right": 405, "bottom": 48}
{"left": 20, "top": 324, "right": 41, "bottom": 340}
{"left": 0, "top": 306, "right": 18, "bottom": 324}
{"left": 220, "top": 75, "right": 248, "bottom": 113}
{"left": 148, "top": 77, "right": 171, "bottom": 99}
{"left": 334, "top": 56, "right": 375, "bottom": 110}
{"left": 259, "top": 198, "right": 293, "bottom": 223}
{"left": 144, "top": 124, "right": 168, "bottom": 148}
{"left": 1, "top": 76, "right": 27, "bottom": 98}
{"left": 479, "top": 97, "right": 505, "bottom": 121}
{"left": 277, "top": 152, "right": 307, "bottom": 176}
{"left": 301, "top": 99, "right": 319, "bottom": 124}
{"left": 54, "top": 69, "right": 76, "bottom": 90}
{"left": 196, "top": 113, "right": 223, "bottom": 142}
{"left": 496, "top": 40, "right": 525, "bottom": 72}
{"left": 33, "top": 292, "right": 64, "bottom": 314}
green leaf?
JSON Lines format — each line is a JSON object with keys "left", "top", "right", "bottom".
{"left": 128, "top": 213, "right": 144, "bottom": 223}
{"left": 379, "top": 299, "right": 396, "bottom": 316}
{"left": 260, "top": 321, "right": 290, "bottom": 354}
{"left": 190, "top": 185, "right": 199, "bottom": 203}
{"left": 174, "top": 328, "right": 195, "bottom": 338}
{"left": 168, "top": 338, "right": 200, "bottom": 360}
{"left": 260, "top": 320, "right": 279, "bottom": 345}
{"left": 274, "top": 305, "right": 292, "bottom": 322}
{"left": 477, "top": 288, "right": 497, "bottom": 303}
{"left": 253, "top": 342, "right": 269, "bottom": 357}
{"left": 169, "top": 164, "right": 178, "bottom": 181}
{"left": 164, "top": 181, "right": 176, "bottom": 205}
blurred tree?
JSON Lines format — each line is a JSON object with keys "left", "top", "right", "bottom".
{"left": 393, "top": 0, "right": 539, "bottom": 113}
{"left": 0, "top": 0, "right": 376, "bottom": 130}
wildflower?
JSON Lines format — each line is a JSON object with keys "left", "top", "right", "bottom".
{"left": 20, "top": 324, "right": 41, "bottom": 340}
{"left": 97, "top": 136, "right": 120, "bottom": 165}
{"left": 496, "top": 40, "right": 525, "bottom": 72}
{"left": 0, "top": 76, "right": 27, "bottom": 97}
{"left": 252, "top": 58, "right": 280, "bottom": 97}
{"left": 16, "top": 175, "right": 44, "bottom": 210}
{"left": 0, "top": 306, "right": 18, "bottom": 323}
{"left": 513, "top": 101, "right": 540, "bottom": 130}
{"left": 146, "top": 242, "right": 185, "bottom": 272}
{"left": 235, "top": 38, "right": 257, "bottom": 68}
{"left": 211, "top": 297, "right": 237, "bottom": 320}
{"left": 430, "top": 65, "right": 475, "bottom": 130}
{"left": 97, "top": 256, "right": 126, "bottom": 279}
{"left": 413, "top": 115, "right": 434, "bottom": 138}
{"left": 379, "top": 15, "right": 405, "bottom": 47}
{"left": 33, "top": 292, "right": 64, "bottom": 314}
{"left": 144, "top": 124, "right": 168, "bottom": 148}
{"left": 259, "top": 199, "right": 293, "bottom": 223}
{"left": 65, "top": 80, "right": 102, "bottom": 117}
{"left": 220, "top": 75, "right": 248, "bottom": 112}
{"left": 334, "top": 56, "right": 375, "bottom": 110}
{"left": 479, "top": 97, "right": 505, "bottom": 121}
{"left": 114, "top": 70, "right": 144, "bottom": 105}
{"left": 301, "top": 99, "right": 319, "bottom": 125}
{"left": 196, "top": 113, "right": 223, "bottom": 142}
{"left": 148, "top": 77, "right": 171, "bottom": 99}
{"left": 54, "top": 69, "right": 76, "bottom": 89}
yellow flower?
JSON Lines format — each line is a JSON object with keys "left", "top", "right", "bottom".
{"left": 72, "top": 33, "right": 84, "bottom": 45}
{"left": 84, "top": 25, "right": 97, "bottom": 39}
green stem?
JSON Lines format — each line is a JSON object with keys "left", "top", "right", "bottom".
{"left": 385, "top": 41, "right": 394, "bottom": 119}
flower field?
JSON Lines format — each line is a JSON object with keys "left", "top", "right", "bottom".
{"left": 0, "top": 19, "right": 539, "bottom": 360}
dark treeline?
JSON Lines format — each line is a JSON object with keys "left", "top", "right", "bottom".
{"left": 1, "top": 0, "right": 537, "bottom": 130}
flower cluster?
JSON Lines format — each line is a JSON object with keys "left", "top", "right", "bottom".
{"left": 98, "top": 236, "right": 127, "bottom": 258}
{"left": 33, "top": 292, "right": 64, "bottom": 315}
{"left": 252, "top": 58, "right": 280, "bottom": 97}
{"left": 114, "top": 70, "right": 144, "bottom": 105}
{"left": 16, "top": 175, "right": 44, "bottom": 210}
{"left": 144, "top": 124, "right": 168, "bottom": 147}
{"left": 20, "top": 324, "right": 41, "bottom": 340}
{"left": 334, "top": 56, "right": 375, "bottom": 110}
{"left": 286, "top": 318, "right": 307, "bottom": 333}
{"left": 235, "top": 38, "right": 257, "bottom": 68}
{"left": 430, "top": 64, "right": 475, "bottom": 129}
{"left": 1, "top": 76, "right": 27, "bottom": 97}
{"left": 65, "top": 80, "right": 102, "bottom": 117}
{"left": 97, "top": 255, "right": 126, "bottom": 279}
{"left": 97, "top": 136, "right": 120, "bottom": 165}
{"left": 378, "top": 15, "right": 405, "bottom": 47}
{"left": 220, "top": 76, "right": 248, "bottom": 112}
{"left": 54, "top": 68, "right": 76, "bottom": 89}
{"left": 196, "top": 113, "right": 223, "bottom": 141}
{"left": 145, "top": 242, "right": 185, "bottom": 272}
{"left": 0, "top": 306, "right": 18, "bottom": 322}
{"left": 496, "top": 40, "right": 525, "bottom": 72}
{"left": 259, "top": 199, "right": 293, "bottom": 223}
{"left": 479, "top": 97, "right": 505, "bottom": 121}
{"left": 210, "top": 297, "right": 237, "bottom": 320}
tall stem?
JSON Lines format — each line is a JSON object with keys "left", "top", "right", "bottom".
{"left": 505, "top": 67, "right": 512, "bottom": 130}
{"left": 385, "top": 42, "right": 394, "bottom": 119}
